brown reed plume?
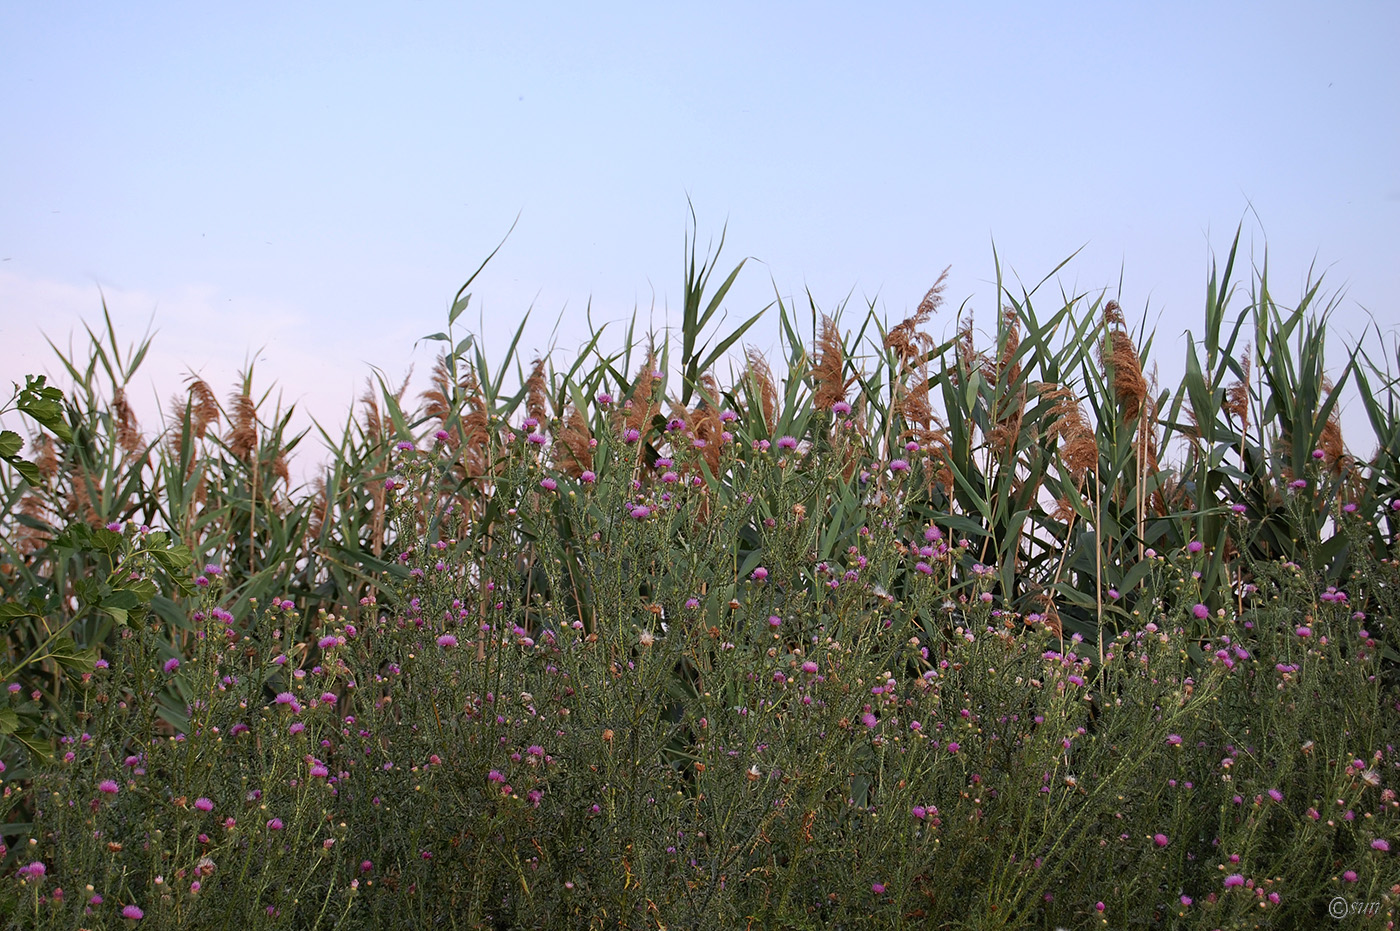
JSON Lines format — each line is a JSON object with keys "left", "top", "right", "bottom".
{"left": 525, "top": 357, "right": 549, "bottom": 425}
{"left": 554, "top": 405, "right": 593, "bottom": 478}
{"left": 886, "top": 267, "right": 948, "bottom": 370}
{"left": 690, "top": 373, "right": 725, "bottom": 474}
{"left": 1224, "top": 349, "right": 1251, "bottom": 433}
{"left": 1042, "top": 383, "right": 1098, "bottom": 486}
{"left": 743, "top": 349, "right": 778, "bottom": 432}
{"left": 812, "top": 315, "right": 852, "bottom": 412}
{"left": 988, "top": 308, "right": 1026, "bottom": 459}
{"left": 1099, "top": 301, "right": 1148, "bottom": 423}
{"left": 112, "top": 387, "right": 144, "bottom": 461}
{"left": 31, "top": 434, "right": 60, "bottom": 484}
{"left": 622, "top": 349, "right": 661, "bottom": 436}
{"left": 229, "top": 388, "right": 259, "bottom": 461}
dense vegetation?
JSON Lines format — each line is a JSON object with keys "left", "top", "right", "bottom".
{"left": 1, "top": 232, "right": 1397, "bottom": 928}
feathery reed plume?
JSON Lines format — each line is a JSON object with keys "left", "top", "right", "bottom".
{"left": 112, "top": 387, "right": 144, "bottom": 459}
{"left": 307, "top": 475, "right": 330, "bottom": 542}
{"left": 955, "top": 313, "right": 984, "bottom": 379}
{"left": 1099, "top": 301, "right": 1148, "bottom": 423}
{"left": 622, "top": 350, "right": 661, "bottom": 436}
{"left": 229, "top": 388, "right": 258, "bottom": 461}
{"left": 812, "top": 315, "right": 851, "bottom": 412}
{"left": 554, "top": 405, "right": 593, "bottom": 478}
{"left": 988, "top": 308, "right": 1026, "bottom": 459}
{"left": 1318, "top": 379, "right": 1349, "bottom": 476}
{"left": 32, "top": 433, "right": 60, "bottom": 483}
{"left": 186, "top": 377, "right": 220, "bottom": 439}
{"left": 13, "top": 493, "right": 53, "bottom": 554}
{"left": 525, "top": 357, "right": 549, "bottom": 425}
{"left": 743, "top": 349, "right": 778, "bottom": 432}
{"left": 688, "top": 372, "right": 725, "bottom": 474}
{"left": 1224, "top": 350, "right": 1251, "bottom": 432}
{"left": 457, "top": 367, "right": 492, "bottom": 477}
{"left": 1042, "top": 383, "right": 1098, "bottom": 485}
{"left": 887, "top": 265, "right": 948, "bottom": 366}
{"left": 421, "top": 354, "right": 457, "bottom": 426}
{"left": 64, "top": 463, "right": 100, "bottom": 527}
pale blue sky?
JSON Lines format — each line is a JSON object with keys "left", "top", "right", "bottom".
{"left": 2, "top": 2, "right": 1396, "bottom": 469}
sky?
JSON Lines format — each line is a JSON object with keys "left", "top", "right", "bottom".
{"left": 2, "top": 1, "right": 1397, "bottom": 480}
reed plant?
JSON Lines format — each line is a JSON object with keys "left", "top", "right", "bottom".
{"left": 1, "top": 227, "right": 1397, "bottom": 928}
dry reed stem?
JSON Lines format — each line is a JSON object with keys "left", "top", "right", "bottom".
{"left": 743, "top": 349, "right": 778, "bottom": 432}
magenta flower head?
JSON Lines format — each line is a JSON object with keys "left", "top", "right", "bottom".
{"left": 539, "top": 478, "right": 557, "bottom": 491}
{"left": 832, "top": 401, "right": 851, "bottom": 416}
{"left": 1223, "top": 873, "right": 1245, "bottom": 888}
{"left": 267, "top": 818, "right": 284, "bottom": 830}
{"left": 1154, "top": 833, "right": 1169, "bottom": 846}
{"left": 801, "top": 660, "right": 819, "bottom": 674}
{"left": 163, "top": 658, "right": 180, "bottom": 673}
{"left": 871, "top": 882, "right": 886, "bottom": 894}
{"left": 623, "top": 428, "right": 641, "bottom": 444}
{"left": 1187, "top": 540, "right": 1203, "bottom": 553}
{"left": 1373, "top": 838, "right": 1391, "bottom": 852}
{"left": 434, "top": 429, "right": 450, "bottom": 443}
{"left": 1295, "top": 626, "right": 1311, "bottom": 638}
{"left": 1192, "top": 604, "right": 1209, "bottom": 620}
{"left": 195, "top": 797, "right": 214, "bottom": 812}
{"left": 122, "top": 904, "right": 143, "bottom": 920}
{"left": 580, "top": 470, "right": 596, "bottom": 484}
{"left": 1166, "top": 734, "right": 1182, "bottom": 746}
{"left": 1231, "top": 503, "right": 1247, "bottom": 514}
{"left": 630, "top": 505, "right": 650, "bottom": 520}
{"left": 946, "top": 741, "right": 960, "bottom": 754}
{"left": 99, "top": 779, "right": 120, "bottom": 795}
{"left": 777, "top": 435, "right": 798, "bottom": 450}
{"left": 889, "top": 458, "right": 910, "bottom": 473}
{"left": 436, "top": 634, "right": 458, "bottom": 649}
{"left": 751, "top": 566, "right": 768, "bottom": 581}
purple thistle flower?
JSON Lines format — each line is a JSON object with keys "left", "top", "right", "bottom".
{"left": 889, "top": 458, "right": 910, "bottom": 473}
{"left": 437, "top": 634, "right": 458, "bottom": 649}
{"left": 1373, "top": 839, "right": 1391, "bottom": 852}
{"left": 1224, "top": 874, "right": 1244, "bottom": 888}
{"left": 1192, "top": 604, "right": 1209, "bottom": 620}
{"left": 163, "top": 658, "right": 180, "bottom": 673}
{"left": 267, "top": 818, "right": 283, "bottom": 830}
{"left": 195, "top": 797, "right": 214, "bottom": 811}
{"left": 99, "top": 779, "right": 119, "bottom": 795}
{"left": 122, "top": 904, "right": 143, "bottom": 920}
{"left": 752, "top": 566, "right": 768, "bottom": 581}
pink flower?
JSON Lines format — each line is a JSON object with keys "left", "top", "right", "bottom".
{"left": 1295, "top": 626, "right": 1311, "bottom": 638}
{"left": 539, "top": 478, "right": 557, "bottom": 491}
{"left": 630, "top": 505, "right": 650, "bottom": 520}
{"left": 195, "top": 797, "right": 214, "bottom": 812}
{"left": 436, "top": 634, "right": 458, "bottom": 649}
{"left": 580, "top": 470, "right": 596, "bottom": 483}
{"left": 1166, "top": 734, "right": 1182, "bottom": 746}
{"left": 98, "top": 779, "right": 119, "bottom": 795}
{"left": 163, "top": 658, "right": 180, "bottom": 673}
{"left": 1192, "top": 604, "right": 1209, "bottom": 620}
{"left": 946, "top": 741, "right": 960, "bottom": 754}
{"left": 1187, "top": 540, "right": 1203, "bottom": 553}
{"left": 122, "top": 905, "right": 143, "bottom": 920}
{"left": 1223, "top": 873, "right": 1244, "bottom": 888}
{"left": 889, "top": 458, "right": 910, "bottom": 473}
{"left": 267, "top": 818, "right": 283, "bottom": 830}
{"left": 752, "top": 567, "right": 768, "bottom": 580}
{"left": 1343, "top": 870, "right": 1358, "bottom": 882}
{"left": 871, "top": 882, "right": 886, "bottom": 894}
{"left": 1154, "top": 833, "right": 1169, "bottom": 846}
{"left": 1372, "top": 839, "right": 1391, "bottom": 852}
